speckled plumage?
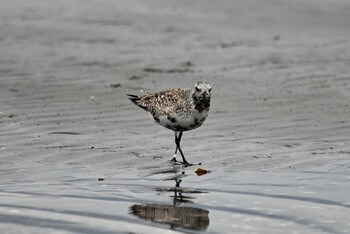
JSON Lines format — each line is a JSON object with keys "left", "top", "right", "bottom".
{"left": 127, "top": 81, "right": 212, "bottom": 166}
{"left": 128, "top": 82, "right": 211, "bottom": 131}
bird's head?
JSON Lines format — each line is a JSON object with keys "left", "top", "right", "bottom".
{"left": 192, "top": 81, "right": 212, "bottom": 101}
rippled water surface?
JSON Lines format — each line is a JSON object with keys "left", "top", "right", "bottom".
{"left": 1, "top": 167, "right": 349, "bottom": 234}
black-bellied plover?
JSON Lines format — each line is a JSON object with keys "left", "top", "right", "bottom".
{"left": 127, "top": 81, "right": 212, "bottom": 167}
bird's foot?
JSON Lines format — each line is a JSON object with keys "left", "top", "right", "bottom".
{"left": 170, "top": 156, "right": 183, "bottom": 166}
{"left": 182, "top": 161, "right": 201, "bottom": 167}
{"left": 170, "top": 155, "right": 178, "bottom": 163}
{"left": 170, "top": 155, "right": 201, "bottom": 167}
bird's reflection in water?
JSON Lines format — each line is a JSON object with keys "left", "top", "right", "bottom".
{"left": 129, "top": 171, "right": 209, "bottom": 231}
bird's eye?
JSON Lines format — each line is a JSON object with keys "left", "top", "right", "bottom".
{"left": 208, "top": 88, "right": 212, "bottom": 92}
{"left": 195, "top": 86, "right": 200, "bottom": 92}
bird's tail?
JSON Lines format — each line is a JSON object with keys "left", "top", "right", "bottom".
{"left": 126, "top": 94, "right": 140, "bottom": 104}
{"left": 127, "top": 93, "right": 149, "bottom": 111}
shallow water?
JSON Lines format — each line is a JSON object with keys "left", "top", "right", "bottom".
{"left": 1, "top": 166, "right": 349, "bottom": 234}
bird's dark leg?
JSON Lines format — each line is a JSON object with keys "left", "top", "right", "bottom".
{"left": 174, "top": 131, "right": 183, "bottom": 155}
{"left": 173, "top": 131, "right": 194, "bottom": 167}
{"left": 171, "top": 132, "right": 179, "bottom": 163}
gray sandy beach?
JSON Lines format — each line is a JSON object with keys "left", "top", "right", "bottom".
{"left": 1, "top": 0, "right": 350, "bottom": 233}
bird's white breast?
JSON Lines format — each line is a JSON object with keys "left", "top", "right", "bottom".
{"left": 154, "top": 110, "right": 208, "bottom": 132}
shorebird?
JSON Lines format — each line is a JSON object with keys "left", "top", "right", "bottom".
{"left": 127, "top": 81, "right": 212, "bottom": 167}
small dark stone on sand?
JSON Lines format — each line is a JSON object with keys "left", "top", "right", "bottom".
{"left": 8, "top": 86, "right": 19, "bottom": 92}
{"left": 129, "top": 75, "right": 142, "bottom": 80}
{"left": 110, "top": 83, "right": 121, "bottom": 88}
{"left": 273, "top": 35, "right": 281, "bottom": 41}
{"left": 181, "top": 61, "right": 194, "bottom": 67}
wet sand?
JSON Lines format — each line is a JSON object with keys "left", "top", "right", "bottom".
{"left": 1, "top": 0, "right": 350, "bottom": 233}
